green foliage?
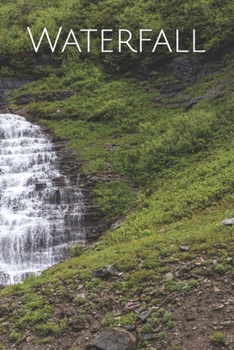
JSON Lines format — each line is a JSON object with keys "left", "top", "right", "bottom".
{"left": 93, "top": 180, "right": 136, "bottom": 221}
{"left": 214, "top": 263, "right": 228, "bottom": 274}
{"left": 9, "top": 329, "right": 21, "bottom": 344}
{"left": 102, "top": 312, "right": 137, "bottom": 327}
{"left": 141, "top": 323, "right": 153, "bottom": 334}
{"left": 35, "top": 337, "right": 53, "bottom": 346}
{"left": 14, "top": 292, "right": 54, "bottom": 330}
{"left": 158, "top": 331, "right": 167, "bottom": 340}
{"left": 74, "top": 295, "right": 86, "bottom": 305}
{"left": 68, "top": 243, "right": 85, "bottom": 257}
{"left": 1, "top": 0, "right": 234, "bottom": 76}
{"left": 17, "top": 304, "right": 53, "bottom": 328}
{"left": 35, "top": 317, "right": 67, "bottom": 337}
{"left": 102, "top": 314, "right": 116, "bottom": 327}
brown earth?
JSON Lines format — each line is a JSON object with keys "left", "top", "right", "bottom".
{"left": 0, "top": 259, "right": 234, "bottom": 350}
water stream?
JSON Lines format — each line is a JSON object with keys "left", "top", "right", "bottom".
{"left": 0, "top": 114, "right": 86, "bottom": 284}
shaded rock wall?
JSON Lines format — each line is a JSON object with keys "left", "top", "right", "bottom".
{"left": 0, "top": 77, "right": 31, "bottom": 106}
{"left": 52, "top": 142, "right": 112, "bottom": 242}
{"left": 136, "top": 51, "right": 233, "bottom": 110}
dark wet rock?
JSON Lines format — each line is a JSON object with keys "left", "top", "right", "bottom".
{"left": 0, "top": 77, "right": 31, "bottom": 106}
{"left": 35, "top": 183, "right": 47, "bottom": 190}
{"left": 92, "top": 264, "right": 116, "bottom": 279}
{"left": 93, "top": 328, "right": 136, "bottom": 350}
{"left": 35, "top": 53, "right": 61, "bottom": 69}
{"left": 160, "top": 81, "right": 187, "bottom": 94}
{"left": 135, "top": 53, "right": 234, "bottom": 110}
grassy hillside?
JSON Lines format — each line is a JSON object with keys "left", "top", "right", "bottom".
{"left": 1, "top": 0, "right": 234, "bottom": 349}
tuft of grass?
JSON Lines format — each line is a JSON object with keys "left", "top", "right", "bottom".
{"left": 211, "top": 331, "right": 225, "bottom": 346}
{"left": 34, "top": 318, "right": 67, "bottom": 337}
{"left": 9, "top": 329, "right": 21, "bottom": 344}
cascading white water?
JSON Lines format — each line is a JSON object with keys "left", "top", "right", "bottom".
{"left": 0, "top": 114, "right": 86, "bottom": 284}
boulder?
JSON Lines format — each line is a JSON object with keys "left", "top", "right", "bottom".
{"left": 93, "top": 328, "right": 136, "bottom": 350}
{"left": 221, "top": 218, "right": 234, "bottom": 226}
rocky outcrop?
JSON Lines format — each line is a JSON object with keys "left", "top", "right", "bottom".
{"left": 0, "top": 77, "right": 31, "bottom": 107}
{"left": 138, "top": 52, "right": 233, "bottom": 109}
{"left": 15, "top": 89, "right": 76, "bottom": 105}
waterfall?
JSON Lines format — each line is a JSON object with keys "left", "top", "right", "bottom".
{"left": 0, "top": 114, "right": 86, "bottom": 284}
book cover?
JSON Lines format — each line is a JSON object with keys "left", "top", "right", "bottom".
{"left": 0, "top": 0, "right": 233, "bottom": 349}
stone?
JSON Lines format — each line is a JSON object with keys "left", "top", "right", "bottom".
{"left": 185, "top": 98, "right": 201, "bottom": 111}
{"left": 165, "top": 272, "right": 174, "bottom": 280}
{"left": 93, "top": 328, "right": 136, "bottom": 350}
{"left": 185, "top": 314, "right": 196, "bottom": 322}
{"left": 111, "top": 219, "right": 124, "bottom": 229}
{"left": 142, "top": 334, "right": 152, "bottom": 341}
{"left": 221, "top": 218, "right": 234, "bottom": 226}
{"left": 180, "top": 245, "right": 189, "bottom": 252}
{"left": 124, "top": 301, "right": 141, "bottom": 311}
{"left": 138, "top": 310, "right": 151, "bottom": 321}
{"left": 92, "top": 265, "right": 115, "bottom": 279}
{"left": 76, "top": 293, "right": 86, "bottom": 300}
